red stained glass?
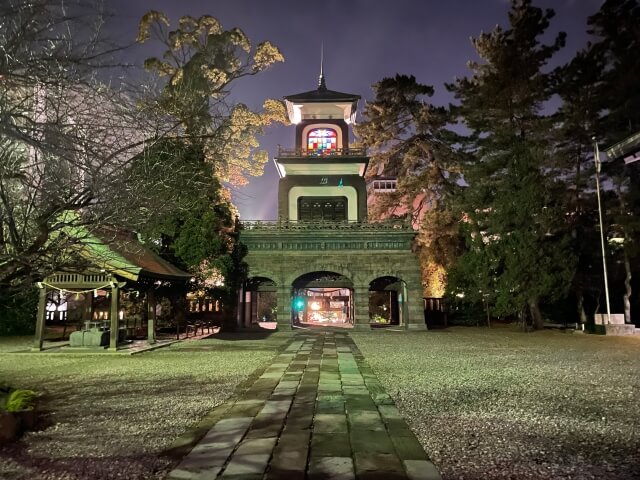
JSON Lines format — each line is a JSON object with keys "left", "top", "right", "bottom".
{"left": 307, "top": 128, "right": 337, "bottom": 154}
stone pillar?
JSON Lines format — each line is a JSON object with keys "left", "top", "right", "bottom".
{"left": 147, "top": 287, "right": 156, "bottom": 344}
{"left": 32, "top": 284, "right": 47, "bottom": 351}
{"left": 405, "top": 285, "right": 426, "bottom": 330}
{"left": 244, "top": 290, "right": 253, "bottom": 328}
{"left": 109, "top": 282, "right": 119, "bottom": 351}
{"left": 353, "top": 285, "right": 371, "bottom": 331}
{"left": 276, "top": 285, "right": 291, "bottom": 330}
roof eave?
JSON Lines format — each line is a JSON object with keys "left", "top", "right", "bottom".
{"left": 605, "top": 131, "right": 640, "bottom": 161}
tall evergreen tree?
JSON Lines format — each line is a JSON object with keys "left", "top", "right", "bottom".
{"left": 355, "top": 75, "right": 463, "bottom": 294}
{"left": 585, "top": 0, "right": 640, "bottom": 323}
{"left": 554, "top": 48, "right": 604, "bottom": 324}
{"left": 446, "top": 0, "right": 576, "bottom": 328}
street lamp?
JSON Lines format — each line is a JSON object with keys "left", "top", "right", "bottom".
{"left": 593, "top": 138, "right": 612, "bottom": 325}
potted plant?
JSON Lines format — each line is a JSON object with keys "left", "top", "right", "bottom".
{"left": 0, "top": 388, "right": 38, "bottom": 443}
{"left": 370, "top": 314, "right": 390, "bottom": 328}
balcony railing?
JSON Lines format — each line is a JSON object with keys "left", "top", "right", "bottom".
{"left": 277, "top": 146, "right": 367, "bottom": 158}
{"left": 240, "top": 219, "right": 413, "bottom": 231}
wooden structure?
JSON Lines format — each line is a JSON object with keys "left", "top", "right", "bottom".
{"left": 33, "top": 226, "right": 191, "bottom": 351}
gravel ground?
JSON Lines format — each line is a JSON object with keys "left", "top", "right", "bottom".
{"left": 351, "top": 327, "right": 640, "bottom": 480}
{"left": 0, "top": 331, "right": 290, "bottom": 480}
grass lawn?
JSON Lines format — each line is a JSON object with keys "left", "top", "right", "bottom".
{"left": 0, "top": 331, "right": 291, "bottom": 480}
{"left": 351, "top": 326, "right": 640, "bottom": 480}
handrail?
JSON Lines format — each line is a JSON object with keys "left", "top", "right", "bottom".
{"left": 240, "top": 219, "right": 413, "bottom": 231}
{"left": 277, "top": 146, "right": 367, "bottom": 157}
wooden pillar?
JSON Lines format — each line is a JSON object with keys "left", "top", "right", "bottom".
{"left": 237, "top": 287, "right": 244, "bottom": 328}
{"left": 147, "top": 287, "right": 156, "bottom": 344}
{"left": 84, "top": 290, "right": 93, "bottom": 324}
{"left": 353, "top": 285, "right": 371, "bottom": 330}
{"left": 32, "top": 284, "right": 47, "bottom": 351}
{"left": 109, "top": 282, "right": 119, "bottom": 351}
{"left": 276, "top": 285, "right": 291, "bottom": 330}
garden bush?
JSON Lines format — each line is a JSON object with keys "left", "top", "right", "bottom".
{"left": 0, "top": 288, "right": 38, "bottom": 336}
{"left": 4, "top": 390, "right": 38, "bottom": 413}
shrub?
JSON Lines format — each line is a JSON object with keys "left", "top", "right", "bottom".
{"left": 4, "top": 389, "right": 38, "bottom": 412}
{"left": 0, "top": 288, "right": 38, "bottom": 335}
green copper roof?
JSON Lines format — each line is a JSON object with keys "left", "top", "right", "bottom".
{"left": 605, "top": 131, "right": 640, "bottom": 161}
{"left": 59, "top": 219, "right": 191, "bottom": 282}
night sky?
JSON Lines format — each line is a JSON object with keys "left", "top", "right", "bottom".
{"left": 108, "top": 0, "right": 603, "bottom": 220}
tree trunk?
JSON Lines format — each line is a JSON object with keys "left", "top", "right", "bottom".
{"left": 623, "top": 248, "right": 632, "bottom": 324}
{"left": 485, "top": 300, "right": 491, "bottom": 328}
{"left": 529, "top": 299, "right": 544, "bottom": 330}
{"left": 577, "top": 291, "right": 587, "bottom": 327}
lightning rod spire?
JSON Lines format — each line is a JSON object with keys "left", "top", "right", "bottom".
{"left": 318, "top": 43, "right": 326, "bottom": 90}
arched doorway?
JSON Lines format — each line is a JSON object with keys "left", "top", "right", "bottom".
{"left": 243, "top": 277, "right": 278, "bottom": 326}
{"left": 291, "top": 271, "right": 354, "bottom": 327}
{"left": 369, "top": 276, "right": 405, "bottom": 326}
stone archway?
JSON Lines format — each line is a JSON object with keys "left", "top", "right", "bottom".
{"left": 290, "top": 271, "right": 354, "bottom": 328}
{"left": 242, "top": 276, "right": 278, "bottom": 327}
{"left": 369, "top": 276, "right": 405, "bottom": 326}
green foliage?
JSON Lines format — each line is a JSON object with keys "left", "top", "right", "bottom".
{"left": 134, "top": 10, "right": 286, "bottom": 315}
{"left": 555, "top": 0, "right": 640, "bottom": 322}
{"left": 356, "top": 74, "right": 464, "bottom": 293}
{"left": 137, "top": 11, "right": 287, "bottom": 186}
{"left": 587, "top": 0, "right": 640, "bottom": 140}
{"left": 4, "top": 389, "right": 37, "bottom": 412}
{"left": 356, "top": 74, "right": 460, "bottom": 221}
{"left": 370, "top": 315, "right": 389, "bottom": 324}
{"left": 446, "top": 0, "right": 576, "bottom": 327}
{"left": 0, "top": 288, "right": 38, "bottom": 336}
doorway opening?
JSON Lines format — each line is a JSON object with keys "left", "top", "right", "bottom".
{"left": 292, "top": 271, "right": 353, "bottom": 327}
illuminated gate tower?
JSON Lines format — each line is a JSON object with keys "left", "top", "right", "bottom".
{"left": 239, "top": 71, "right": 425, "bottom": 330}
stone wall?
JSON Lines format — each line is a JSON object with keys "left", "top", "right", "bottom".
{"left": 240, "top": 223, "right": 424, "bottom": 330}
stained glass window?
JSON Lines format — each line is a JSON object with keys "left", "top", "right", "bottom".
{"left": 307, "top": 128, "right": 337, "bottom": 154}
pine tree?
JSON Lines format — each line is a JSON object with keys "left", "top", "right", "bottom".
{"left": 355, "top": 75, "right": 463, "bottom": 294}
{"left": 586, "top": 0, "right": 640, "bottom": 323}
{"left": 446, "top": 0, "right": 576, "bottom": 328}
{"left": 554, "top": 48, "right": 604, "bottom": 324}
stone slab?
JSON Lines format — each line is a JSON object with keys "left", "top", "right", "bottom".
{"left": 404, "top": 460, "right": 442, "bottom": 480}
{"left": 350, "top": 430, "right": 395, "bottom": 454}
{"left": 222, "top": 453, "right": 271, "bottom": 476}
{"left": 354, "top": 452, "right": 404, "bottom": 474}
{"left": 348, "top": 411, "right": 384, "bottom": 431}
{"left": 314, "top": 413, "right": 348, "bottom": 433}
{"left": 391, "top": 435, "right": 430, "bottom": 461}
{"left": 308, "top": 456, "right": 355, "bottom": 480}
{"left": 311, "top": 432, "right": 351, "bottom": 457}
{"left": 235, "top": 437, "right": 278, "bottom": 455}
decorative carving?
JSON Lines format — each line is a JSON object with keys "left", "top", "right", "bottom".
{"left": 241, "top": 220, "right": 412, "bottom": 231}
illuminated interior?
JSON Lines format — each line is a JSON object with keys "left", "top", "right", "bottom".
{"left": 293, "top": 287, "right": 351, "bottom": 325}
{"left": 307, "top": 128, "right": 337, "bottom": 154}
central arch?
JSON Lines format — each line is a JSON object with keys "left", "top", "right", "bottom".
{"left": 291, "top": 271, "right": 354, "bottom": 327}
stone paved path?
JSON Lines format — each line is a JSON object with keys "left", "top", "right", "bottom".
{"left": 167, "top": 331, "right": 441, "bottom": 480}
